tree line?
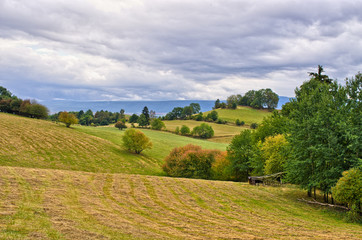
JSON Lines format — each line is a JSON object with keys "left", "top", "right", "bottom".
{"left": 214, "top": 88, "right": 279, "bottom": 110}
{"left": 0, "top": 86, "right": 49, "bottom": 119}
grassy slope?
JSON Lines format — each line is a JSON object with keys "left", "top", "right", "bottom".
{"left": 205, "top": 106, "right": 272, "bottom": 125}
{"left": 0, "top": 113, "right": 226, "bottom": 175}
{"left": 0, "top": 166, "right": 361, "bottom": 240}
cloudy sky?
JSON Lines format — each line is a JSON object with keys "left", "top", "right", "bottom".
{"left": 0, "top": 0, "right": 361, "bottom": 101}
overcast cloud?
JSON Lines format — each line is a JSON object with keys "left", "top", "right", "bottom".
{"left": 0, "top": 0, "right": 361, "bottom": 101}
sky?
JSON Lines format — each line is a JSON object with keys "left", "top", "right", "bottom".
{"left": 0, "top": 0, "right": 361, "bottom": 101}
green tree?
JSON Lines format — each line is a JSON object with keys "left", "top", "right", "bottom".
{"left": 262, "top": 134, "right": 289, "bottom": 174}
{"left": 189, "top": 103, "right": 201, "bottom": 114}
{"left": 192, "top": 123, "right": 214, "bottom": 139}
{"left": 28, "top": 103, "right": 49, "bottom": 119}
{"left": 308, "top": 65, "right": 332, "bottom": 84}
{"left": 129, "top": 114, "right": 139, "bottom": 123}
{"left": 58, "top": 111, "right": 79, "bottom": 127}
{"left": 142, "top": 106, "right": 150, "bottom": 125}
{"left": 180, "top": 125, "right": 190, "bottom": 135}
{"left": 227, "top": 130, "right": 254, "bottom": 181}
{"left": 214, "top": 99, "right": 221, "bottom": 109}
{"left": 115, "top": 119, "right": 127, "bottom": 130}
{"left": 137, "top": 114, "right": 148, "bottom": 127}
{"left": 332, "top": 168, "right": 362, "bottom": 222}
{"left": 122, "top": 128, "right": 152, "bottom": 154}
{"left": 151, "top": 118, "right": 166, "bottom": 130}
{"left": 0, "top": 86, "right": 13, "bottom": 99}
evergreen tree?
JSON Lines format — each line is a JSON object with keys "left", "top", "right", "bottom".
{"left": 142, "top": 106, "right": 150, "bottom": 125}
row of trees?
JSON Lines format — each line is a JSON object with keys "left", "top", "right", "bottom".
{"left": 163, "top": 103, "right": 201, "bottom": 120}
{"left": 214, "top": 88, "right": 279, "bottom": 110}
{"left": 0, "top": 86, "right": 48, "bottom": 119}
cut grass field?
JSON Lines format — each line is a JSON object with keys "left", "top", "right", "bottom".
{"left": 0, "top": 113, "right": 226, "bottom": 175}
{"left": 204, "top": 106, "right": 272, "bottom": 125}
{"left": 162, "top": 120, "right": 247, "bottom": 143}
{"left": 0, "top": 166, "right": 361, "bottom": 239}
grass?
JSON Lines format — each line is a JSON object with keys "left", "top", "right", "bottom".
{"left": 204, "top": 106, "right": 272, "bottom": 125}
{"left": 162, "top": 120, "right": 246, "bottom": 143}
{"left": 0, "top": 113, "right": 226, "bottom": 175}
{"left": 0, "top": 166, "right": 361, "bottom": 239}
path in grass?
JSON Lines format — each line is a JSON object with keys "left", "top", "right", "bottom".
{"left": 0, "top": 167, "right": 361, "bottom": 239}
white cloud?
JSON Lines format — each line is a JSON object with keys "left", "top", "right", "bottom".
{"left": 0, "top": 0, "right": 361, "bottom": 100}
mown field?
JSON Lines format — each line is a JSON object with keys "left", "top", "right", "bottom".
{"left": 162, "top": 120, "right": 246, "bottom": 143}
{"left": 204, "top": 106, "right": 272, "bottom": 125}
{"left": 1, "top": 166, "right": 361, "bottom": 240}
{"left": 0, "top": 113, "right": 227, "bottom": 176}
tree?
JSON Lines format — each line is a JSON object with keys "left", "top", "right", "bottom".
{"left": 28, "top": 103, "right": 49, "bottom": 119}
{"left": 129, "top": 114, "right": 139, "bottom": 123}
{"left": 332, "top": 168, "right": 362, "bottom": 222}
{"left": 120, "top": 109, "right": 125, "bottom": 119}
{"left": 142, "top": 106, "right": 150, "bottom": 125}
{"left": 162, "top": 144, "right": 224, "bottom": 179}
{"left": 189, "top": 103, "right": 201, "bottom": 114}
{"left": 263, "top": 88, "right": 279, "bottom": 109}
{"left": 137, "top": 114, "right": 148, "bottom": 127}
{"left": 208, "top": 110, "right": 218, "bottom": 121}
{"left": 308, "top": 65, "right": 332, "bottom": 84}
{"left": 286, "top": 74, "right": 360, "bottom": 199}
{"left": 227, "top": 130, "right": 254, "bottom": 181}
{"left": 58, "top": 111, "right": 79, "bottom": 127}
{"left": 122, "top": 128, "right": 152, "bottom": 154}
{"left": 262, "top": 134, "right": 289, "bottom": 174}
{"left": 0, "top": 86, "right": 13, "bottom": 100}
{"left": 214, "top": 99, "right": 221, "bottom": 109}
{"left": 180, "top": 125, "right": 190, "bottom": 135}
{"left": 192, "top": 123, "right": 214, "bottom": 139}
{"left": 115, "top": 119, "right": 127, "bottom": 130}
{"left": 151, "top": 118, "right": 165, "bottom": 130}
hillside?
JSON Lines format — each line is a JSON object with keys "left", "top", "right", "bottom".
{"left": 0, "top": 166, "right": 361, "bottom": 239}
{"left": 0, "top": 113, "right": 226, "bottom": 175}
{"left": 204, "top": 106, "right": 272, "bottom": 125}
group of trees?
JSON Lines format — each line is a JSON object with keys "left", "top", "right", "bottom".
{"left": 0, "top": 86, "right": 49, "bottom": 119}
{"left": 163, "top": 103, "right": 201, "bottom": 120}
{"left": 174, "top": 123, "right": 214, "bottom": 139}
{"left": 214, "top": 88, "right": 279, "bottom": 110}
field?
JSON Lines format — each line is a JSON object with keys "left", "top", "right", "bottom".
{"left": 162, "top": 120, "right": 247, "bottom": 143}
{"left": 204, "top": 106, "right": 272, "bottom": 125}
{"left": 1, "top": 113, "right": 361, "bottom": 239}
{"left": 1, "top": 166, "right": 361, "bottom": 240}
{"left": 0, "top": 113, "right": 227, "bottom": 176}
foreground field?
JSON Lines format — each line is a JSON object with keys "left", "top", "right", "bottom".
{"left": 0, "top": 113, "right": 226, "bottom": 175}
{"left": 204, "top": 106, "right": 272, "bottom": 125}
{"left": 0, "top": 166, "right": 361, "bottom": 240}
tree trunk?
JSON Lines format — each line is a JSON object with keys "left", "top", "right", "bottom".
{"left": 308, "top": 188, "right": 312, "bottom": 197}
{"left": 313, "top": 187, "right": 316, "bottom": 199}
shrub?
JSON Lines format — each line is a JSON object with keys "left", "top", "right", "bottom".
{"left": 58, "top": 111, "right": 78, "bottom": 127}
{"left": 151, "top": 118, "right": 165, "bottom": 130}
{"left": 195, "top": 112, "right": 204, "bottom": 121}
{"left": 180, "top": 125, "right": 190, "bottom": 135}
{"left": 162, "top": 144, "right": 224, "bottom": 179}
{"left": 216, "top": 119, "right": 226, "bottom": 124}
{"left": 250, "top": 123, "right": 258, "bottom": 129}
{"left": 115, "top": 120, "right": 127, "bottom": 130}
{"left": 332, "top": 168, "right": 362, "bottom": 222}
{"left": 211, "top": 151, "right": 232, "bottom": 180}
{"left": 235, "top": 119, "right": 245, "bottom": 126}
{"left": 192, "top": 123, "right": 214, "bottom": 139}
{"left": 122, "top": 128, "right": 152, "bottom": 154}
{"left": 175, "top": 126, "right": 180, "bottom": 134}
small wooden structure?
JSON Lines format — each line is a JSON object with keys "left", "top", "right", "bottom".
{"left": 248, "top": 172, "right": 285, "bottom": 186}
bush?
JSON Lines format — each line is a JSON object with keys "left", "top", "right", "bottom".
{"left": 122, "top": 129, "right": 152, "bottom": 154}
{"left": 115, "top": 120, "right": 127, "bottom": 130}
{"left": 332, "top": 168, "right": 362, "bottom": 222}
{"left": 180, "top": 125, "right": 190, "bottom": 135}
{"left": 162, "top": 144, "right": 225, "bottom": 179}
{"left": 235, "top": 119, "right": 245, "bottom": 126}
{"left": 211, "top": 151, "right": 232, "bottom": 180}
{"left": 151, "top": 118, "right": 166, "bottom": 130}
{"left": 175, "top": 126, "right": 180, "bottom": 134}
{"left": 250, "top": 123, "right": 258, "bottom": 129}
{"left": 216, "top": 119, "right": 226, "bottom": 124}
{"left": 58, "top": 111, "right": 78, "bottom": 127}
{"left": 195, "top": 113, "right": 204, "bottom": 121}
{"left": 192, "top": 123, "right": 214, "bottom": 139}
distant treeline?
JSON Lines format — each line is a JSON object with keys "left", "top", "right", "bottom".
{"left": 49, "top": 109, "right": 127, "bottom": 126}
{"left": 0, "top": 86, "right": 49, "bottom": 119}
{"left": 215, "top": 88, "right": 279, "bottom": 110}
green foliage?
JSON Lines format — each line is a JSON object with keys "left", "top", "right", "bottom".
{"left": 129, "top": 113, "right": 139, "bottom": 123}
{"left": 151, "top": 118, "right": 166, "bottom": 130}
{"left": 192, "top": 123, "right": 214, "bottom": 139}
{"left": 194, "top": 112, "right": 203, "bottom": 121}
{"left": 250, "top": 123, "right": 258, "bottom": 129}
{"left": 122, "top": 128, "right": 152, "bottom": 154}
{"left": 286, "top": 74, "right": 361, "bottom": 195}
{"left": 207, "top": 110, "right": 218, "bottom": 121}
{"left": 253, "top": 111, "right": 289, "bottom": 142}
{"left": 162, "top": 144, "right": 224, "bottom": 179}
{"left": 332, "top": 168, "right": 362, "bottom": 222}
{"left": 227, "top": 130, "right": 254, "bottom": 181}
{"left": 262, "top": 134, "right": 289, "bottom": 174}
{"left": 180, "top": 125, "right": 190, "bottom": 135}
{"left": 58, "top": 111, "right": 79, "bottom": 127}
{"left": 137, "top": 114, "right": 149, "bottom": 127}
{"left": 175, "top": 126, "right": 180, "bottom": 134}
{"left": 223, "top": 89, "right": 279, "bottom": 110}
{"left": 115, "top": 119, "right": 127, "bottom": 130}
{"left": 142, "top": 106, "right": 150, "bottom": 125}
